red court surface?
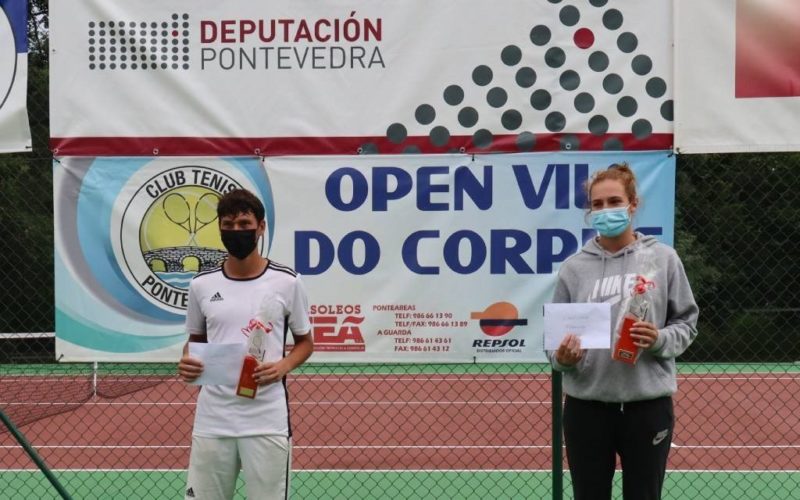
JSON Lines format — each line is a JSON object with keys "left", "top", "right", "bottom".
{"left": 1, "top": 373, "right": 798, "bottom": 471}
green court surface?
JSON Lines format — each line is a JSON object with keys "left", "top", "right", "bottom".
{"left": 0, "top": 470, "right": 797, "bottom": 500}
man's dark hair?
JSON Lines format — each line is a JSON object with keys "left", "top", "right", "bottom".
{"left": 217, "top": 189, "right": 265, "bottom": 222}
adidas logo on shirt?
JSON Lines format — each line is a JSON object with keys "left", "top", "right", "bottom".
{"left": 210, "top": 292, "right": 224, "bottom": 302}
{"left": 186, "top": 487, "right": 196, "bottom": 498}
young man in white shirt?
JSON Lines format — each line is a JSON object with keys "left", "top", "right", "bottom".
{"left": 178, "top": 188, "right": 313, "bottom": 500}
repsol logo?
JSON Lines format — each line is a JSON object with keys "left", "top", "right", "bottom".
{"left": 471, "top": 339, "right": 527, "bottom": 348}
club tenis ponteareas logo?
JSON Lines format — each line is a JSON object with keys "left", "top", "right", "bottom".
{"left": 111, "top": 164, "right": 264, "bottom": 314}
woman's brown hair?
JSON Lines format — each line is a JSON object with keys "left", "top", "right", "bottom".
{"left": 585, "top": 163, "right": 638, "bottom": 207}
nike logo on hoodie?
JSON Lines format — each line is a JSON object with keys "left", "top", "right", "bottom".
{"left": 589, "top": 273, "right": 639, "bottom": 302}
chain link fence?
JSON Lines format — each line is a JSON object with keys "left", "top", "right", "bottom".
{"left": 1, "top": 8, "right": 799, "bottom": 498}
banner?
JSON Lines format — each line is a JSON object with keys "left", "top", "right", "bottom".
{"left": 54, "top": 156, "right": 273, "bottom": 361}
{"left": 50, "top": 0, "right": 673, "bottom": 155}
{"left": 54, "top": 152, "right": 674, "bottom": 362}
{"left": 675, "top": 0, "right": 800, "bottom": 153}
{"left": 266, "top": 151, "right": 675, "bottom": 363}
{"left": 0, "top": 0, "right": 31, "bottom": 152}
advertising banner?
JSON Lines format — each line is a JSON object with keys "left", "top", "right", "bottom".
{"left": 675, "top": 0, "right": 800, "bottom": 153}
{"left": 54, "top": 152, "right": 674, "bottom": 362}
{"left": 266, "top": 151, "right": 674, "bottom": 363}
{"left": 0, "top": 0, "right": 31, "bottom": 152}
{"left": 50, "top": 0, "right": 673, "bottom": 155}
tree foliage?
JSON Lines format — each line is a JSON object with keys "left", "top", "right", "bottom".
{"left": 676, "top": 153, "right": 800, "bottom": 361}
{"left": 27, "top": 0, "right": 48, "bottom": 67}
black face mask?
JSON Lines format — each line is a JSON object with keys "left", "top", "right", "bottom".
{"left": 220, "top": 229, "right": 258, "bottom": 260}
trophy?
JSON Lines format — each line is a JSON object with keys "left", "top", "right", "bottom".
{"left": 236, "top": 295, "right": 281, "bottom": 398}
{"left": 613, "top": 275, "right": 655, "bottom": 364}
{"left": 236, "top": 319, "right": 269, "bottom": 398}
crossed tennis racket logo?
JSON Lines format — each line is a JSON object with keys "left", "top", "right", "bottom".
{"left": 161, "top": 191, "right": 220, "bottom": 246}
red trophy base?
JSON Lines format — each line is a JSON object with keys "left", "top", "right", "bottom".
{"left": 613, "top": 315, "right": 640, "bottom": 365}
{"left": 236, "top": 355, "right": 259, "bottom": 398}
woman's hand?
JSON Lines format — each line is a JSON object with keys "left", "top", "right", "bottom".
{"left": 555, "top": 334, "right": 585, "bottom": 366}
{"left": 630, "top": 321, "right": 659, "bottom": 350}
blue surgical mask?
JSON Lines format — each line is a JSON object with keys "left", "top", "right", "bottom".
{"left": 591, "top": 206, "right": 631, "bottom": 237}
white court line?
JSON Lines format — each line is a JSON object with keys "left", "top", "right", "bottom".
{"left": 678, "top": 376, "right": 800, "bottom": 381}
{"left": 291, "top": 376, "right": 555, "bottom": 382}
{"left": 0, "top": 402, "right": 97, "bottom": 406}
{"left": 0, "top": 445, "right": 543, "bottom": 450}
{"left": 292, "top": 444, "right": 800, "bottom": 450}
{"left": 296, "top": 445, "right": 552, "bottom": 449}
{"left": 293, "top": 469, "right": 800, "bottom": 474}
{"left": 0, "top": 445, "right": 190, "bottom": 449}
{"left": 0, "top": 376, "right": 551, "bottom": 383}
{"left": 2, "top": 444, "right": 798, "bottom": 450}
{"left": 289, "top": 400, "right": 551, "bottom": 406}
{"left": 4, "top": 468, "right": 796, "bottom": 473}
{"left": 281, "top": 375, "right": 800, "bottom": 382}
{"left": 0, "top": 468, "right": 550, "bottom": 473}
{"left": 672, "top": 444, "right": 800, "bottom": 449}
{"left": 0, "top": 400, "right": 551, "bottom": 406}
{"left": 2, "top": 374, "right": 798, "bottom": 384}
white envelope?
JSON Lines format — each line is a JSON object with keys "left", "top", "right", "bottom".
{"left": 187, "top": 342, "right": 248, "bottom": 386}
{"left": 543, "top": 303, "right": 611, "bottom": 350}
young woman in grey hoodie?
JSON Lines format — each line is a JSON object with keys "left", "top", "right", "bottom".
{"left": 549, "top": 163, "right": 699, "bottom": 500}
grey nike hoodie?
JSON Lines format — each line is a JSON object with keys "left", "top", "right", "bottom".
{"left": 548, "top": 233, "right": 699, "bottom": 402}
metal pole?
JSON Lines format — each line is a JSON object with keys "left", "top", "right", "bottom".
{"left": 92, "top": 361, "right": 98, "bottom": 397}
{"left": 552, "top": 369, "right": 563, "bottom": 500}
{"left": 0, "top": 409, "right": 74, "bottom": 500}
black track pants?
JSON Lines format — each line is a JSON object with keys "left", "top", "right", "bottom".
{"left": 563, "top": 395, "right": 674, "bottom": 500}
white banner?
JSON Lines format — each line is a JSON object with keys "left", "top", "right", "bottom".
{"left": 266, "top": 151, "right": 675, "bottom": 363}
{"left": 51, "top": 0, "right": 673, "bottom": 155}
{"left": 54, "top": 152, "right": 675, "bottom": 362}
{"left": 675, "top": 0, "right": 800, "bottom": 153}
{"left": 0, "top": 0, "right": 31, "bottom": 152}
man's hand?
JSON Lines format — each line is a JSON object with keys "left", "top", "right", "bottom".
{"left": 178, "top": 356, "right": 204, "bottom": 383}
{"left": 252, "top": 333, "right": 313, "bottom": 385}
{"left": 253, "top": 360, "right": 289, "bottom": 386}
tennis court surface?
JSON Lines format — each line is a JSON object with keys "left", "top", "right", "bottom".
{"left": 1, "top": 363, "right": 798, "bottom": 499}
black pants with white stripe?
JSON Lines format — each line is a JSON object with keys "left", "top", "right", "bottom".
{"left": 563, "top": 395, "right": 674, "bottom": 500}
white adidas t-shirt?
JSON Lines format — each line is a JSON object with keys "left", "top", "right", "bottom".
{"left": 185, "top": 260, "right": 311, "bottom": 438}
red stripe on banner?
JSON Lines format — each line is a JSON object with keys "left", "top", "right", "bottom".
{"left": 736, "top": 0, "right": 800, "bottom": 98}
{"left": 50, "top": 134, "right": 673, "bottom": 156}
